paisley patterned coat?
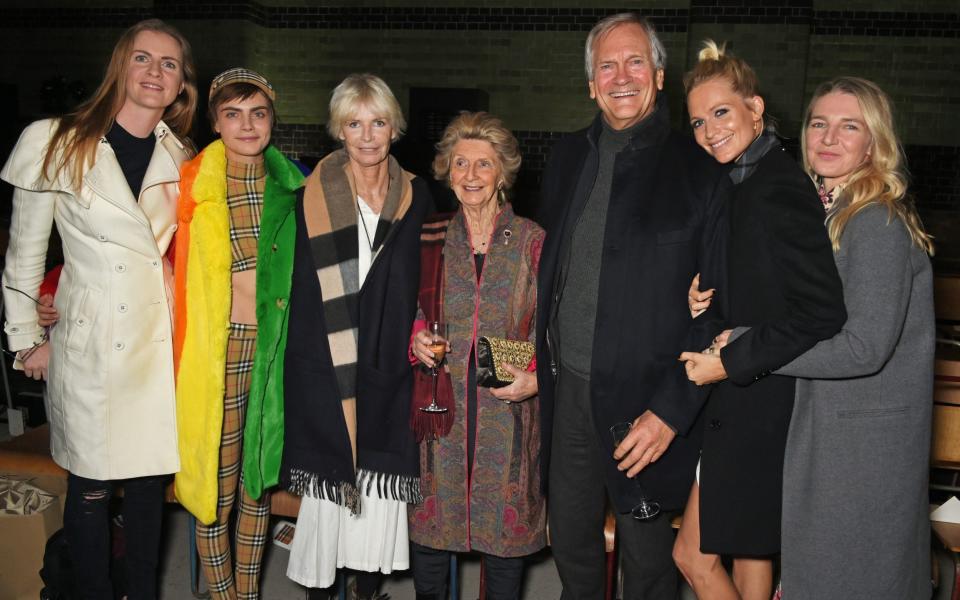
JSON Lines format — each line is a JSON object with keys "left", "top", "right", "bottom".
{"left": 408, "top": 205, "right": 546, "bottom": 557}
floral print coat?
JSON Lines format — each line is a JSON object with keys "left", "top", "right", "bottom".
{"left": 408, "top": 205, "right": 546, "bottom": 557}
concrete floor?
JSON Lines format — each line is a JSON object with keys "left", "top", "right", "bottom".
{"left": 4, "top": 422, "right": 952, "bottom": 600}
{"left": 156, "top": 506, "right": 700, "bottom": 600}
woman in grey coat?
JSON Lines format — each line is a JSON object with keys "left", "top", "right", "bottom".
{"left": 684, "top": 76, "right": 935, "bottom": 599}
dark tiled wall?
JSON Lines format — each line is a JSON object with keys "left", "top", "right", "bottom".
{"left": 1, "top": 1, "right": 959, "bottom": 260}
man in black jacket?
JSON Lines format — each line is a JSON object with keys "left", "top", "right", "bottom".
{"left": 535, "top": 13, "right": 730, "bottom": 599}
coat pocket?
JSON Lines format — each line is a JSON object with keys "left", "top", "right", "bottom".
{"left": 64, "top": 287, "right": 102, "bottom": 355}
{"left": 656, "top": 227, "right": 694, "bottom": 245}
{"left": 837, "top": 406, "right": 908, "bottom": 419}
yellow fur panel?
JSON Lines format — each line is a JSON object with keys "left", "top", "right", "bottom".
{"left": 174, "top": 140, "right": 232, "bottom": 524}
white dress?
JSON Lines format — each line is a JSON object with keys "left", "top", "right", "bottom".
{"left": 286, "top": 197, "right": 410, "bottom": 588}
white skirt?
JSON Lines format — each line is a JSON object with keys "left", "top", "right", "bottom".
{"left": 286, "top": 489, "right": 410, "bottom": 588}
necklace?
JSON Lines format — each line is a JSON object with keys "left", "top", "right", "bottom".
{"left": 357, "top": 197, "right": 376, "bottom": 251}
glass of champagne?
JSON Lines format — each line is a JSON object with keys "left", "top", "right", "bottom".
{"left": 610, "top": 421, "right": 662, "bottom": 521}
{"left": 421, "top": 321, "right": 448, "bottom": 413}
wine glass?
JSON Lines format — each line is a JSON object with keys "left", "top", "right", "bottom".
{"left": 421, "top": 321, "right": 448, "bottom": 414}
{"left": 610, "top": 421, "right": 661, "bottom": 521}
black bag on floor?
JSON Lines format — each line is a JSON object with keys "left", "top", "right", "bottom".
{"left": 39, "top": 528, "right": 75, "bottom": 600}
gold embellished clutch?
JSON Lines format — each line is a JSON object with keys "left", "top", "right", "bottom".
{"left": 476, "top": 336, "right": 535, "bottom": 388}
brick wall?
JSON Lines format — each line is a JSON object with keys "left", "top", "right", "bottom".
{"left": 1, "top": 0, "right": 959, "bottom": 263}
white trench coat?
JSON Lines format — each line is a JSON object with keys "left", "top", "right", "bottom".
{"left": 1, "top": 118, "right": 189, "bottom": 480}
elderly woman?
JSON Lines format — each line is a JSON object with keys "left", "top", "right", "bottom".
{"left": 171, "top": 68, "right": 305, "bottom": 600}
{"left": 684, "top": 77, "right": 934, "bottom": 599}
{"left": 1, "top": 19, "right": 196, "bottom": 600}
{"left": 241, "top": 73, "right": 430, "bottom": 600}
{"left": 409, "top": 112, "right": 546, "bottom": 600}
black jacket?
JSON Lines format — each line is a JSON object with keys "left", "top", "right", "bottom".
{"left": 536, "top": 99, "right": 731, "bottom": 512}
{"left": 699, "top": 145, "right": 845, "bottom": 555}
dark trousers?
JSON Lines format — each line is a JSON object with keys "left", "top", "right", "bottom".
{"left": 548, "top": 367, "right": 679, "bottom": 600}
{"left": 307, "top": 571, "right": 382, "bottom": 599}
{"left": 63, "top": 473, "right": 166, "bottom": 600}
{"left": 412, "top": 542, "right": 524, "bottom": 600}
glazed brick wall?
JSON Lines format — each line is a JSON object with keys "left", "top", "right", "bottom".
{"left": 0, "top": 0, "right": 959, "bottom": 262}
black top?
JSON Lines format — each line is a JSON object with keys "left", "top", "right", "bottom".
{"left": 556, "top": 118, "right": 637, "bottom": 378}
{"left": 106, "top": 121, "right": 155, "bottom": 199}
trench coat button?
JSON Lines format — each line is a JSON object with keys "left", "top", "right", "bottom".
{"left": 272, "top": 243, "right": 278, "bottom": 252}
{"left": 118, "top": 303, "right": 128, "bottom": 313}
{"left": 9, "top": 327, "right": 18, "bottom": 333}
{"left": 115, "top": 263, "right": 126, "bottom": 273}
{"left": 97, "top": 234, "right": 107, "bottom": 242}
{"left": 114, "top": 342, "right": 125, "bottom": 351}
{"left": 276, "top": 297, "right": 287, "bottom": 309}
{"left": 151, "top": 260, "right": 159, "bottom": 268}
{"left": 76, "top": 318, "right": 85, "bottom": 326}
{"left": 708, "top": 419, "right": 721, "bottom": 430}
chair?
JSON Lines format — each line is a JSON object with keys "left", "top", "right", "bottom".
{"left": 930, "top": 274, "right": 960, "bottom": 599}
{"left": 930, "top": 366, "right": 960, "bottom": 600}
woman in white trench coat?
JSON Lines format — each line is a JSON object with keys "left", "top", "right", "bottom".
{"left": 1, "top": 19, "right": 197, "bottom": 600}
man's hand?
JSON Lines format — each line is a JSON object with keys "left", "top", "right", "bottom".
{"left": 490, "top": 364, "right": 538, "bottom": 403}
{"left": 613, "top": 410, "right": 676, "bottom": 478}
{"left": 36, "top": 293, "right": 59, "bottom": 328}
{"left": 679, "top": 351, "right": 728, "bottom": 386}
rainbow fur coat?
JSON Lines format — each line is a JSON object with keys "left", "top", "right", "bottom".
{"left": 172, "top": 140, "right": 304, "bottom": 524}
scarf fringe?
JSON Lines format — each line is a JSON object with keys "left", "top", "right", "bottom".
{"left": 357, "top": 468, "right": 423, "bottom": 505}
{"left": 286, "top": 468, "right": 422, "bottom": 515}
{"left": 287, "top": 468, "right": 360, "bottom": 515}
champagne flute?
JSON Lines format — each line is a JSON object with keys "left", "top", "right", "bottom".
{"left": 421, "top": 321, "right": 448, "bottom": 414}
{"left": 610, "top": 421, "right": 662, "bottom": 520}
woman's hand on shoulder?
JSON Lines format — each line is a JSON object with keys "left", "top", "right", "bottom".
{"left": 490, "top": 364, "right": 538, "bottom": 403}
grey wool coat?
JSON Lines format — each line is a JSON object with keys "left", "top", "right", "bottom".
{"left": 773, "top": 203, "right": 934, "bottom": 599}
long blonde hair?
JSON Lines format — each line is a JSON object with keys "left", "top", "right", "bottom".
{"left": 802, "top": 77, "right": 933, "bottom": 255}
{"left": 41, "top": 19, "right": 198, "bottom": 187}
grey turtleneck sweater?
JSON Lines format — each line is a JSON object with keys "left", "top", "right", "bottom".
{"left": 556, "top": 118, "right": 640, "bottom": 378}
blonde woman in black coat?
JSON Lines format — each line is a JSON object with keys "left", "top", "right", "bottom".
{"left": 674, "top": 42, "right": 845, "bottom": 600}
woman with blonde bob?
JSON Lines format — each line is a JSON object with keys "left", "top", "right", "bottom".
{"left": 242, "top": 73, "right": 430, "bottom": 600}
{"left": 408, "top": 112, "right": 545, "bottom": 600}
{"left": 1, "top": 18, "right": 196, "bottom": 599}
{"left": 685, "top": 76, "right": 935, "bottom": 599}
{"left": 676, "top": 41, "right": 845, "bottom": 600}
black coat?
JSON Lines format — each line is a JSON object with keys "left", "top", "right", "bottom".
{"left": 536, "top": 103, "right": 731, "bottom": 513}
{"left": 700, "top": 146, "right": 846, "bottom": 555}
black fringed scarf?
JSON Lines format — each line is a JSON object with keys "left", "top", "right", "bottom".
{"left": 283, "top": 149, "right": 421, "bottom": 513}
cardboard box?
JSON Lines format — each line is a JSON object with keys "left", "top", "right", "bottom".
{"left": 0, "top": 474, "right": 68, "bottom": 600}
